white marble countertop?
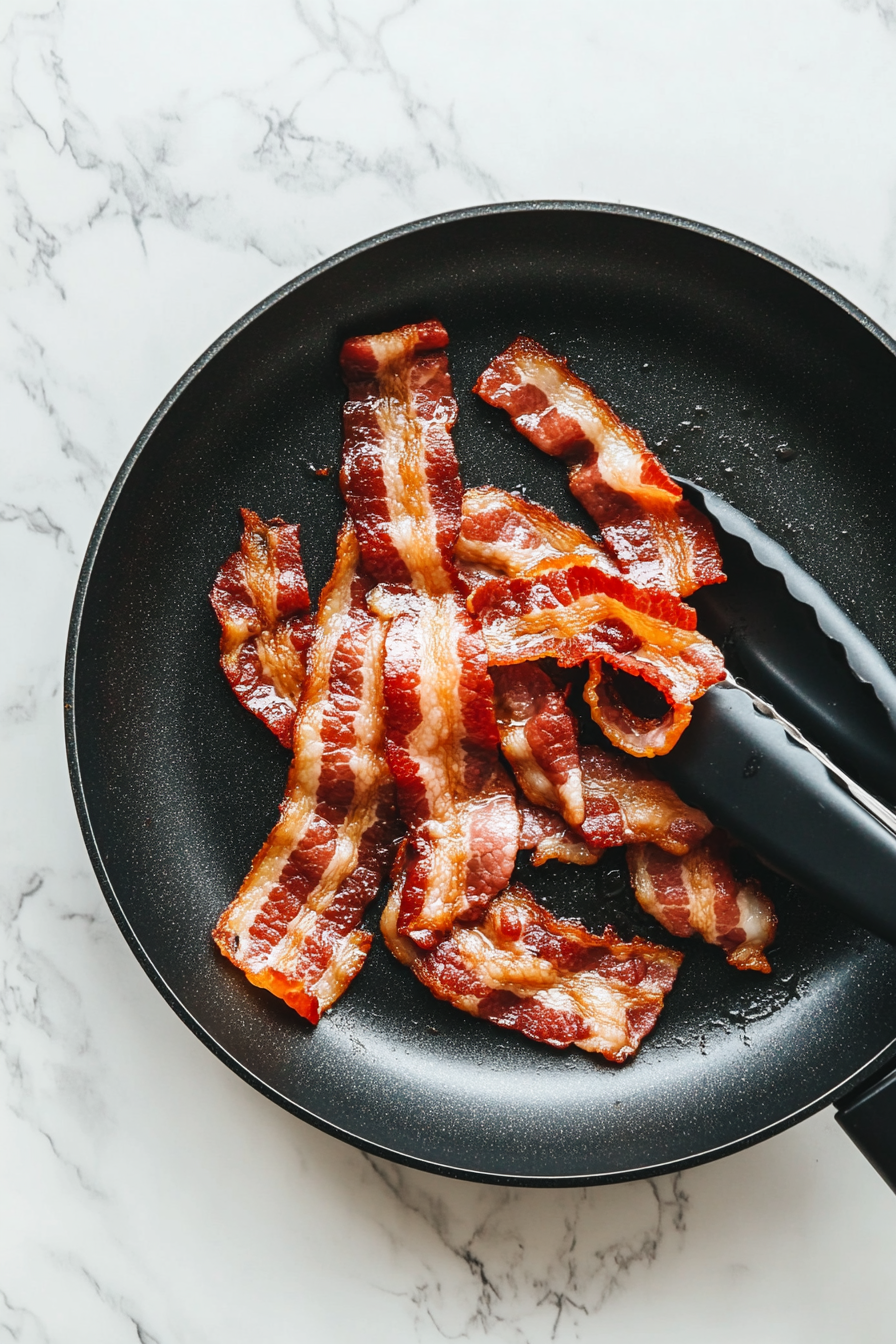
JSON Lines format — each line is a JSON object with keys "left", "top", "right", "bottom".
{"left": 4, "top": 1, "right": 896, "bottom": 1339}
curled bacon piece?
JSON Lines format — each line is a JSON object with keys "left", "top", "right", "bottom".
{"left": 368, "top": 586, "right": 519, "bottom": 948}
{"left": 578, "top": 745, "right": 712, "bottom": 854}
{"left": 468, "top": 567, "right": 724, "bottom": 756}
{"left": 210, "top": 508, "right": 313, "bottom": 747}
{"left": 382, "top": 882, "right": 683, "bottom": 1061}
{"left": 213, "top": 522, "right": 397, "bottom": 1022}
{"left": 492, "top": 663, "right": 584, "bottom": 827}
{"left": 582, "top": 640, "right": 724, "bottom": 757}
{"left": 518, "top": 800, "right": 600, "bottom": 867}
{"left": 474, "top": 336, "right": 724, "bottom": 596}
{"left": 340, "top": 319, "right": 461, "bottom": 594}
{"left": 627, "top": 832, "right": 777, "bottom": 973}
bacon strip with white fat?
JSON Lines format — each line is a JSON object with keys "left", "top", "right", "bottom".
{"left": 340, "top": 322, "right": 520, "bottom": 947}
{"left": 210, "top": 508, "right": 313, "bottom": 747}
{"left": 627, "top": 832, "right": 776, "bottom": 972}
{"left": 458, "top": 486, "right": 725, "bottom": 756}
{"left": 578, "top": 745, "right": 712, "bottom": 854}
{"left": 468, "top": 566, "right": 724, "bottom": 756}
{"left": 491, "top": 663, "right": 585, "bottom": 827}
{"left": 474, "top": 336, "right": 724, "bottom": 597}
{"left": 382, "top": 882, "right": 683, "bottom": 1061}
{"left": 517, "top": 744, "right": 711, "bottom": 866}
{"left": 340, "top": 319, "right": 461, "bottom": 594}
{"left": 368, "top": 586, "right": 519, "bottom": 948}
{"left": 213, "top": 521, "right": 398, "bottom": 1021}
{"left": 456, "top": 485, "right": 616, "bottom": 592}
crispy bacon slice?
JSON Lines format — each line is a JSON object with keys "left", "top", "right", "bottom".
{"left": 582, "top": 640, "right": 724, "bottom": 756}
{"left": 518, "top": 800, "right": 600, "bottom": 866}
{"left": 474, "top": 336, "right": 724, "bottom": 596}
{"left": 457, "top": 485, "right": 615, "bottom": 589}
{"left": 578, "top": 745, "right": 712, "bottom": 854}
{"left": 210, "top": 508, "right": 313, "bottom": 747}
{"left": 491, "top": 663, "right": 585, "bottom": 826}
{"left": 517, "top": 745, "right": 710, "bottom": 867}
{"left": 382, "top": 882, "right": 683, "bottom": 1061}
{"left": 368, "top": 586, "right": 519, "bottom": 948}
{"left": 213, "top": 521, "right": 398, "bottom": 1022}
{"left": 340, "top": 320, "right": 461, "bottom": 594}
{"left": 627, "top": 832, "right": 777, "bottom": 972}
{"left": 468, "top": 568, "right": 724, "bottom": 756}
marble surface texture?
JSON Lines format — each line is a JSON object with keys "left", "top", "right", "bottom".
{"left": 3, "top": 1, "right": 896, "bottom": 1339}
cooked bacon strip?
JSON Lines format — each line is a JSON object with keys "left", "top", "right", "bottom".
{"left": 340, "top": 320, "right": 461, "bottom": 594}
{"left": 578, "top": 745, "right": 712, "bottom": 854}
{"left": 340, "top": 321, "right": 520, "bottom": 947}
{"left": 213, "top": 522, "right": 397, "bottom": 1022}
{"left": 492, "top": 664, "right": 584, "bottom": 826}
{"left": 582, "top": 639, "right": 725, "bottom": 756}
{"left": 368, "top": 586, "right": 519, "bottom": 948}
{"left": 518, "top": 800, "right": 599, "bottom": 867}
{"left": 210, "top": 508, "right": 313, "bottom": 747}
{"left": 474, "top": 336, "right": 724, "bottom": 596}
{"left": 468, "top": 568, "right": 723, "bottom": 756}
{"left": 517, "top": 746, "right": 710, "bottom": 867}
{"left": 457, "top": 485, "right": 616, "bottom": 589}
{"left": 382, "top": 882, "right": 682, "bottom": 1061}
{"left": 627, "top": 832, "right": 776, "bottom": 972}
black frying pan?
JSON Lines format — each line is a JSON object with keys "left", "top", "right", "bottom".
{"left": 65, "top": 203, "right": 896, "bottom": 1187}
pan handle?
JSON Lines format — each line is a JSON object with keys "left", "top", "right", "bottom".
{"left": 836, "top": 1062, "right": 896, "bottom": 1192}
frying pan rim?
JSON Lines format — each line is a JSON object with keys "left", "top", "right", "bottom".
{"left": 64, "top": 199, "right": 896, "bottom": 1187}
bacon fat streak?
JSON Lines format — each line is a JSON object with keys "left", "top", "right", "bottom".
{"left": 210, "top": 508, "right": 313, "bottom": 748}
{"left": 474, "top": 336, "right": 724, "bottom": 597}
{"left": 382, "top": 882, "right": 683, "bottom": 1061}
{"left": 627, "top": 832, "right": 777, "bottom": 972}
{"left": 213, "top": 522, "right": 397, "bottom": 1021}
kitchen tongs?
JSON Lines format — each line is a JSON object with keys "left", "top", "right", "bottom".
{"left": 722, "top": 670, "right": 896, "bottom": 841}
{"left": 655, "top": 483, "right": 896, "bottom": 944}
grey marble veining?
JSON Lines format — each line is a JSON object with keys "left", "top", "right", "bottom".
{"left": 3, "top": 2, "right": 896, "bottom": 1340}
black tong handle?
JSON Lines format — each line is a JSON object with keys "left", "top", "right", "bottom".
{"left": 837, "top": 1063, "right": 896, "bottom": 1193}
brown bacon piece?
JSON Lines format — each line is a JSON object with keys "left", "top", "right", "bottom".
{"left": 382, "top": 882, "right": 683, "bottom": 1061}
{"left": 212, "top": 521, "right": 398, "bottom": 1022}
{"left": 210, "top": 508, "right": 313, "bottom": 747}
{"left": 340, "top": 319, "right": 461, "bottom": 594}
{"left": 468, "top": 567, "right": 724, "bottom": 756}
{"left": 368, "top": 586, "right": 519, "bottom": 948}
{"left": 578, "top": 745, "right": 712, "bottom": 853}
{"left": 517, "top": 745, "right": 710, "bottom": 867}
{"left": 582, "top": 638, "right": 725, "bottom": 756}
{"left": 492, "top": 664, "right": 585, "bottom": 827}
{"left": 518, "top": 800, "right": 600, "bottom": 867}
{"left": 474, "top": 336, "right": 724, "bottom": 596}
{"left": 456, "top": 485, "right": 616, "bottom": 591}
{"left": 627, "top": 832, "right": 777, "bottom": 972}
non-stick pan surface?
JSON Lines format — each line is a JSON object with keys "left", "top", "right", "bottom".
{"left": 66, "top": 203, "right": 896, "bottom": 1185}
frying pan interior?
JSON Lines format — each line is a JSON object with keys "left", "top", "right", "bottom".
{"left": 68, "top": 205, "right": 896, "bottom": 1184}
